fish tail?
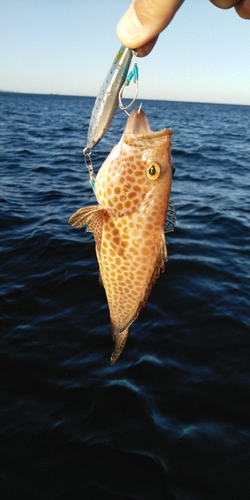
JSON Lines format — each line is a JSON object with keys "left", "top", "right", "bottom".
{"left": 110, "top": 328, "right": 129, "bottom": 365}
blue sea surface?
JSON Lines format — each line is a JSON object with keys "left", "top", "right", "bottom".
{"left": 0, "top": 92, "right": 250, "bottom": 500}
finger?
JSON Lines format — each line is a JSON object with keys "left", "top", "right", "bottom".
{"left": 135, "top": 36, "right": 158, "bottom": 57}
{"left": 117, "top": 0, "right": 184, "bottom": 53}
{"left": 209, "top": 0, "right": 241, "bottom": 7}
{"left": 210, "top": 0, "right": 250, "bottom": 18}
{"left": 235, "top": 0, "right": 250, "bottom": 18}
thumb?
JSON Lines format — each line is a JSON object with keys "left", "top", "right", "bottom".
{"left": 117, "top": 0, "right": 184, "bottom": 53}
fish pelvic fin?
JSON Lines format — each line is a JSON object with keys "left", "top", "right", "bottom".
{"left": 69, "top": 205, "right": 106, "bottom": 254}
{"left": 68, "top": 205, "right": 101, "bottom": 229}
{"left": 110, "top": 327, "right": 129, "bottom": 365}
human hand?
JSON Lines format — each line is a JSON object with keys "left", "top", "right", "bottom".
{"left": 117, "top": 0, "right": 250, "bottom": 57}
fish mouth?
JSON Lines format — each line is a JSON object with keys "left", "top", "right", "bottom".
{"left": 124, "top": 108, "right": 152, "bottom": 135}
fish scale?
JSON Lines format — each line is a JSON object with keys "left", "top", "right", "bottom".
{"left": 69, "top": 108, "right": 174, "bottom": 364}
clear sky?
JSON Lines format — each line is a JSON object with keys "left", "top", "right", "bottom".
{"left": 0, "top": 0, "right": 249, "bottom": 105}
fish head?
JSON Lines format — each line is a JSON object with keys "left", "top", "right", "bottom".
{"left": 94, "top": 108, "right": 173, "bottom": 223}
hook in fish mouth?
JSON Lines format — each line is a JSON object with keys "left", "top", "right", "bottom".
{"left": 124, "top": 107, "right": 173, "bottom": 139}
{"left": 125, "top": 108, "right": 151, "bottom": 135}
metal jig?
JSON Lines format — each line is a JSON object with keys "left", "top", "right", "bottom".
{"left": 83, "top": 46, "right": 139, "bottom": 189}
{"left": 85, "top": 46, "right": 133, "bottom": 151}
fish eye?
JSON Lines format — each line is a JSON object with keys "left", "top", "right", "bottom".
{"left": 146, "top": 162, "right": 161, "bottom": 180}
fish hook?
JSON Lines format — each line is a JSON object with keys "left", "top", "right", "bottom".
{"left": 119, "top": 50, "right": 138, "bottom": 116}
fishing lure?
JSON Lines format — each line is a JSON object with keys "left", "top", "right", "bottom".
{"left": 86, "top": 45, "right": 134, "bottom": 151}
{"left": 83, "top": 45, "right": 138, "bottom": 188}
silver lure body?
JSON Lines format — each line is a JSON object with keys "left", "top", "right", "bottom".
{"left": 86, "top": 46, "right": 132, "bottom": 151}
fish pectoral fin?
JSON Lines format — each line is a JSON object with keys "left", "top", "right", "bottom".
{"left": 164, "top": 201, "right": 176, "bottom": 234}
{"left": 110, "top": 327, "right": 129, "bottom": 365}
{"left": 68, "top": 205, "right": 101, "bottom": 230}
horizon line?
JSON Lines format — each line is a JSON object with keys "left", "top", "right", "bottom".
{"left": 0, "top": 90, "right": 249, "bottom": 107}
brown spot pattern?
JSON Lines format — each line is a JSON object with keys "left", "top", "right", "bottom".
{"left": 69, "top": 110, "right": 174, "bottom": 363}
{"left": 94, "top": 126, "right": 173, "bottom": 342}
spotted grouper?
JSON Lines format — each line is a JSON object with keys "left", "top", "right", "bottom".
{"left": 69, "top": 108, "right": 175, "bottom": 364}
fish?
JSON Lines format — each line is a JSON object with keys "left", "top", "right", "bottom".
{"left": 69, "top": 108, "right": 175, "bottom": 364}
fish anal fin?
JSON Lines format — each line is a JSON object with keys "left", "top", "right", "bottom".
{"left": 110, "top": 327, "right": 129, "bottom": 365}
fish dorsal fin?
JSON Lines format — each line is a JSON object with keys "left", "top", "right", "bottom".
{"left": 164, "top": 201, "right": 176, "bottom": 234}
{"left": 142, "top": 231, "right": 168, "bottom": 305}
{"left": 111, "top": 231, "right": 167, "bottom": 336}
